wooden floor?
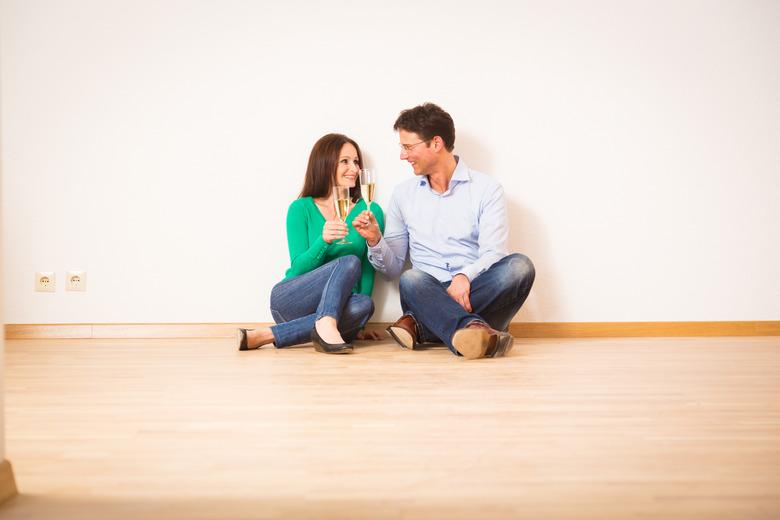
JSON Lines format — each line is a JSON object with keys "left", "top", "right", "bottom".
{"left": 2, "top": 336, "right": 779, "bottom": 519}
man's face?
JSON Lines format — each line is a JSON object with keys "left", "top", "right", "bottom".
{"left": 398, "top": 130, "right": 434, "bottom": 176}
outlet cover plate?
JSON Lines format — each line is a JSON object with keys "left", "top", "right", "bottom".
{"left": 66, "top": 271, "right": 87, "bottom": 291}
{"left": 35, "top": 272, "right": 56, "bottom": 292}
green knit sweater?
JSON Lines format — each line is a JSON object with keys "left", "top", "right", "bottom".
{"left": 283, "top": 197, "right": 385, "bottom": 296}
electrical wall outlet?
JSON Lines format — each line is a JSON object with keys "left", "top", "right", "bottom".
{"left": 35, "top": 272, "right": 56, "bottom": 292}
{"left": 66, "top": 271, "right": 87, "bottom": 291}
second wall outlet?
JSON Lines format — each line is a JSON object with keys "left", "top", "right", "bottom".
{"left": 66, "top": 271, "right": 87, "bottom": 291}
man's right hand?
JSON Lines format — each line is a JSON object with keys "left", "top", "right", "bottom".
{"left": 352, "top": 210, "right": 382, "bottom": 246}
{"left": 322, "top": 219, "right": 348, "bottom": 244}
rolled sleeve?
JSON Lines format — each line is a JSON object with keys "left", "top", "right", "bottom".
{"left": 367, "top": 190, "right": 408, "bottom": 279}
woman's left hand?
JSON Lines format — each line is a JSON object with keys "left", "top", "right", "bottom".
{"left": 356, "top": 329, "right": 384, "bottom": 341}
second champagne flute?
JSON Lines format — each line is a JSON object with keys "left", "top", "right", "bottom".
{"left": 360, "top": 168, "right": 376, "bottom": 213}
{"left": 334, "top": 185, "right": 351, "bottom": 245}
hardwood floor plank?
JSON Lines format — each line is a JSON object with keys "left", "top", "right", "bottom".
{"left": 2, "top": 337, "right": 779, "bottom": 519}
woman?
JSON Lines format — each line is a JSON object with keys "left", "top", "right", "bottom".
{"left": 237, "top": 133, "right": 385, "bottom": 354}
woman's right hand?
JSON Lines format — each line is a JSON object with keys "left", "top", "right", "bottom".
{"left": 322, "top": 219, "right": 349, "bottom": 244}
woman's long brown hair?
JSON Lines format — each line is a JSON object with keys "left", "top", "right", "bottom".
{"left": 299, "top": 133, "right": 363, "bottom": 203}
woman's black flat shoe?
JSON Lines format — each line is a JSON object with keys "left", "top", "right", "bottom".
{"left": 237, "top": 328, "right": 255, "bottom": 351}
{"left": 311, "top": 328, "right": 353, "bottom": 354}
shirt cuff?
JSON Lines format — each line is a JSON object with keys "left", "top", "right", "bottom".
{"left": 455, "top": 265, "right": 478, "bottom": 282}
{"left": 367, "top": 237, "right": 388, "bottom": 269}
{"left": 312, "top": 236, "right": 330, "bottom": 261}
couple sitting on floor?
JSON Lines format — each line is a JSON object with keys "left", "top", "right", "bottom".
{"left": 237, "top": 103, "right": 535, "bottom": 360}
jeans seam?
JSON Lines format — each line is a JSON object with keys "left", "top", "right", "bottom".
{"left": 315, "top": 258, "right": 350, "bottom": 321}
{"left": 270, "top": 308, "right": 287, "bottom": 324}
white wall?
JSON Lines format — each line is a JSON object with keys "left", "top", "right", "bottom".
{"left": 2, "top": 0, "right": 779, "bottom": 324}
{"left": 1, "top": 37, "right": 6, "bottom": 459}
{"left": 1, "top": 141, "right": 5, "bottom": 464}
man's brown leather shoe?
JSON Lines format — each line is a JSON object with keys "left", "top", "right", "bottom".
{"left": 451, "top": 321, "right": 514, "bottom": 360}
{"left": 386, "top": 314, "right": 420, "bottom": 350}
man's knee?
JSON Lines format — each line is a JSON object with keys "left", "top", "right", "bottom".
{"left": 501, "top": 253, "right": 535, "bottom": 288}
{"left": 399, "top": 268, "right": 434, "bottom": 295}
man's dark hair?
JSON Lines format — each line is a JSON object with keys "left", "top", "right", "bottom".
{"left": 393, "top": 103, "right": 455, "bottom": 152}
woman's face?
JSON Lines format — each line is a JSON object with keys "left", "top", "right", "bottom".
{"left": 335, "top": 142, "right": 360, "bottom": 188}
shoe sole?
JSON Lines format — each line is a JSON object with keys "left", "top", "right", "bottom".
{"left": 312, "top": 342, "right": 353, "bottom": 354}
{"left": 387, "top": 326, "right": 416, "bottom": 350}
{"left": 451, "top": 328, "right": 494, "bottom": 359}
{"left": 490, "top": 333, "right": 515, "bottom": 358}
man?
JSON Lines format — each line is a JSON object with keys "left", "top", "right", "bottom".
{"left": 353, "top": 103, "right": 535, "bottom": 360}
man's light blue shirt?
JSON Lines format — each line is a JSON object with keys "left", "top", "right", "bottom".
{"left": 367, "top": 156, "right": 509, "bottom": 283}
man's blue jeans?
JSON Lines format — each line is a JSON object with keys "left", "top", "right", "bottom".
{"left": 399, "top": 253, "right": 535, "bottom": 355}
{"left": 269, "top": 255, "right": 374, "bottom": 347}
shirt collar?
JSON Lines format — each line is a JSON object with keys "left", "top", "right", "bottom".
{"left": 418, "top": 155, "right": 471, "bottom": 187}
{"left": 450, "top": 155, "right": 470, "bottom": 183}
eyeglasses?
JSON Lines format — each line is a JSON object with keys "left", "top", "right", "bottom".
{"left": 399, "top": 140, "right": 430, "bottom": 152}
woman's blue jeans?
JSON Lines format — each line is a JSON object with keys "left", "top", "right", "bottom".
{"left": 399, "top": 253, "right": 535, "bottom": 355}
{"left": 269, "top": 255, "right": 374, "bottom": 347}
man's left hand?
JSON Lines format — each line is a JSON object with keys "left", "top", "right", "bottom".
{"left": 447, "top": 274, "right": 472, "bottom": 312}
{"left": 352, "top": 210, "right": 382, "bottom": 247}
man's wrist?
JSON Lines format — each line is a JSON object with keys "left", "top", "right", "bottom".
{"left": 367, "top": 234, "right": 381, "bottom": 247}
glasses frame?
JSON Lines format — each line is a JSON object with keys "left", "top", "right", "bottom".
{"left": 399, "top": 139, "right": 431, "bottom": 152}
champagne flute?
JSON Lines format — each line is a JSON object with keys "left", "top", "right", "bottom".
{"left": 360, "top": 168, "right": 376, "bottom": 213}
{"left": 334, "top": 185, "right": 351, "bottom": 245}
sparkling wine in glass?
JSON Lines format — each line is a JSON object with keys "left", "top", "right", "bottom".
{"left": 334, "top": 185, "right": 351, "bottom": 245}
{"left": 360, "top": 168, "right": 376, "bottom": 213}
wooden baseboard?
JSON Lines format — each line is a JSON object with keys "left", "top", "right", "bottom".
{"left": 509, "top": 321, "right": 780, "bottom": 337}
{"left": 0, "top": 460, "right": 18, "bottom": 504}
{"left": 5, "top": 321, "right": 779, "bottom": 339}
{"left": 4, "top": 323, "right": 262, "bottom": 340}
